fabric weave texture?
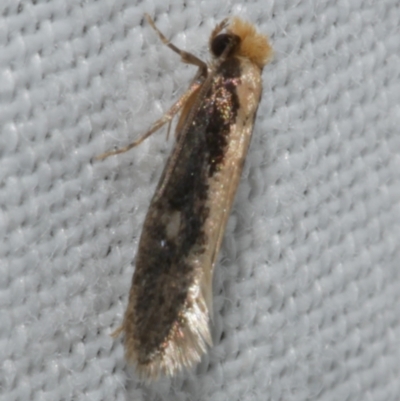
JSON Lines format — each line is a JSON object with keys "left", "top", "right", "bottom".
{"left": 1, "top": 1, "right": 400, "bottom": 401}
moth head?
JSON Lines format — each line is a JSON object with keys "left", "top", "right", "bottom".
{"left": 210, "top": 17, "right": 273, "bottom": 69}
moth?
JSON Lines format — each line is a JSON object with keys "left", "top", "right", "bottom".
{"left": 98, "top": 15, "right": 272, "bottom": 380}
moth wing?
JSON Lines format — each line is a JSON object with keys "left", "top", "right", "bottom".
{"left": 123, "top": 59, "right": 263, "bottom": 379}
{"left": 190, "top": 59, "right": 264, "bottom": 319}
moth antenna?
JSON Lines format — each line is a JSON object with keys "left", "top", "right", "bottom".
{"left": 145, "top": 14, "right": 207, "bottom": 71}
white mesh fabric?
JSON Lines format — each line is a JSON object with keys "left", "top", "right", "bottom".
{"left": 1, "top": 1, "right": 400, "bottom": 401}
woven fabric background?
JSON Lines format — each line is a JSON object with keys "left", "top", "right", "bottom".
{"left": 1, "top": 1, "right": 400, "bottom": 400}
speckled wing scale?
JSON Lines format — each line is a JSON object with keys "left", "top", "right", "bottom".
{"left": 98, "top": 15, "right": 273, "bottom": 380}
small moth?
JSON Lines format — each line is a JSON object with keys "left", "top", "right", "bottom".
{"left": 98, "top": 15, "right": 272, "bottom": 380}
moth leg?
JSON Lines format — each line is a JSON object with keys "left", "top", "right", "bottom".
{"left": 166, "top": 119, "right": 172, "bottom": 141}
{"left": 145, "top": 14, "right": 207, "bottom": 73}
{"left": 96, "top": 81, "right": 201, "bottom": 160}
{"left": 111, "top": 325, "right": 124, "bottom": 338}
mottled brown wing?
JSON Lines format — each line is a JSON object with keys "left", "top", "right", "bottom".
{"left": 122, "top": 56, "right": 263, "bottom": 378}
